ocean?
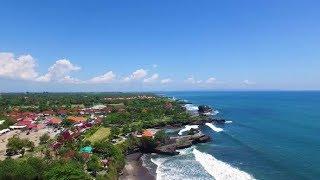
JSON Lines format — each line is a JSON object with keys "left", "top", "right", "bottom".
{"left": 142, "top": 91, "right": 320, "bottom": 180}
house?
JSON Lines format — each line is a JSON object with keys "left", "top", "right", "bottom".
{"left": 59, "top": 130, "right": 74, "bottom": 142}
{"left": 52, "top": 142, "right": 62, "bottom": 150}
{"left": 47, "top": 117, "right": 62, "bottom": 125}
{"left": 21, "top": 112, "right": 37, "bottom": 120}
{"left": 57, "top": 109, "right": 68, "bottom": 116}
{"left": 17, "top": 118, "right": 35, "bottom": 129}
{"left": 42, "top": 110, "right": 56, "bottom": 116}
{"left": 142, "top": 129, "right": 154, "bottom": 138}
{"left": 9, "top": 125, "right": 26, "bottom": 129}
{"left": 80, "top": 146, "right": 93, "bottom": 154}
{"left": 0, "top": 129, "right": 10, "bottom": 135}
{"left": 81, "top": 153, "right": 91, "bottom": 161}
{"left": 91, "top": 104, "right": 106, "bottom": 110}
{"left": 101, "top": 159, "right": 109, "bottom": 168}
{"left": 67, "top": 116, "right": 86, "bottom": 123}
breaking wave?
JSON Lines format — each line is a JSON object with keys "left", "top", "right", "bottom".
{"left": 184, "top": 104, "right": 199, "bottom": 111}
{"left": 205, "top": 123, "right": 223, "bottom": 132}
{"left": 178, "top": 125, "right": 199, "bottom": 135}
{"left": 193, "top": 148, "right": 255, "bottom": 180}
{"left": 203, "top": 110, "right": 220, "bottom": 116}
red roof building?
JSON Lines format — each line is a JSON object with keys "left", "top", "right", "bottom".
{"left": 42, "top": 110, "right": 56, "bottom": 116}
{"left": 142, "top": 130, "right": 154, "bottom": 138}
{"left": 47, "top": 117, "right": 62, "bottom": 125}
{"left": 67, "top": 116, "right": 86, "bottom": 123}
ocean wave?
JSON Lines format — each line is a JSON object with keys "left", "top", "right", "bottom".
{"left": 150, "top": 149, "right": 213, "bottom": 180}
{"left": 203, "top": 110, "right": 220, "bottom": 116}
{"left": 184, "top": 104, "right": 199, "bottom": 111}
{"left": 205, "top": 123, "right": 223, "bottom": 132}
{"left": 193, "top": 148, "right": 255, "bottom": 180}
{"left": 151, "top": 157, "right": 167, "bottom": 180}
{"left": 177, "top": 146, "right": 194, "bottom": 155}
{"left": 225, "top": 120, "right": 233, "bottom": 124}
{"left": 178, "top": 125, "right": 199, "bottom": 135}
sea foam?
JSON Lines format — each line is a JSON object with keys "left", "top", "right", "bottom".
{"left": 178, "top": 125, "right": 199, "bottom": 135}
{"left": 193, "top": 148, "right": 255, "bottom": 180}
{"left": 205, "top": 123, "right": 223, "bottom": 132}
{"left": 151, "top": 157, "right": 167, "bottom": 180}
{"left": 203, "top": 110, "right": 220, "bottom": 116}
{"left": 184, "top": 104, "right": 199, "bottom": 111}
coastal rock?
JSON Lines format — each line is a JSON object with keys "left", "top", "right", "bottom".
{"left": 176, "top": 140, "right": 193, "bottom": 149}
{"left": 189, "top": 118, "right": 214, "bottom": 125}
{"left": 212, "top": 119, "right": 226, "bottom": 124}
{"left": 194, "top": 135, "right": 211, "bottom": 143}
{"left": 155, "top": 144, "right": 179, "bottom": 155}
{"left": 154, "top": 133, "right": 211, "bottom": 156}
{"left": 198, "top": 105, "right": 213, "bottom": 114}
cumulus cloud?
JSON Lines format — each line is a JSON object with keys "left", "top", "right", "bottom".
{"left": 123, "top": 69, "right": 148, "bottom": 82}
{"left": 143, "top": 73, "right": 159, "bottom": 83}
{"left": 59, "top": 76, "right": 83, "bottom": 84}
{"left": 88, "top": 71, "right": 116, "bottom": 84}
{"left": 186, "top": 76, "right": 196, "bottom": 84}
{"left": 206, "top": 77, "right": 216, "bottom": 84}
{"left": 36, "top": 59, "right": 80, "bottom": 82}
{"left": 243, "top": 79, "right": 255, "bottom": 85}
{"left": 0, "top": 52, "right": 38, "bottom": 80}
{"left": 161, "top": 78, "right": 172, "bottom": 84}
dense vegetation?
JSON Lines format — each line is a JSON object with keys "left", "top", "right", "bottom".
{"left": 0, "top": 92, "right": 193, "bottom": 179}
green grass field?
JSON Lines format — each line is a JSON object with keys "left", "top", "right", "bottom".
{"left": 86, "top": 127, "right": 111, "bottom": 143}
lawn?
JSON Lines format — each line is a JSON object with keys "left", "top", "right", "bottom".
{"left": 86, "top": 127, "right": 111, "bottom": 143}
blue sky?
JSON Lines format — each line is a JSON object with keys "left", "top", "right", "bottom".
{"left": 1, "top": 0, "right": 320, "bottom": 92}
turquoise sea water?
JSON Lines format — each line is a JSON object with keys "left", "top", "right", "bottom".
{"left": 144, "top": 91, "right": 320, "bottom": 180}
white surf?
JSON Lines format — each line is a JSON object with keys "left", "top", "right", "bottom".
{"left": 205, "top": 123, "right": 223, "bottom": 132}
{"left": 193, "top": 148, "right": 255, "bottom": 180}
{"left": 178, "top": 125, "right": 199, "bottom": 135}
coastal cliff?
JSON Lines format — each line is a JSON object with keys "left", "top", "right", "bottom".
{"left": 155, "top": 133, "right": 211, "bottom": 155}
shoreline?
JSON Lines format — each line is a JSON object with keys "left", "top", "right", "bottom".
{"left": 119, "top": 152, "right": 155, "bottom": 180}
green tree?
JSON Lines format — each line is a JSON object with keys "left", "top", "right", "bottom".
{"left": 86, "top": 155, "right": 102, "bottom": 173}
{"left": 39, "top": 133, "right": 50, "bottom": 145}
{"left": 110, "top": 127, "right": 120, "bottom": 138}
{"left": 122, "top": 124, "right": 131, "bottom": 134}
{"left": 154, "top": 130, "right": 167, "bottom": 144}
{"left": 44, "top": 161, "right": 90, "bottom": 180}
{"left": 0, "top": 157, "right": 46, "bottom": 179}
{"left": 6, "top": 135, "right": 34, "bottom": 155}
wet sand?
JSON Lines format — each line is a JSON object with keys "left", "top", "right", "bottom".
{"left": 119, "top": 153, "right": 155, "bottom": 180}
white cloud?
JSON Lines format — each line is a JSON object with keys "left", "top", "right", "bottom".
{"left": 152, "top": 64, "right": 158, "bottom": 68}
{"left": 143, "top": 73, "right": 159, "bottom": 83}
{"left": 206, "top": 77, "right": 216, "bottom": 84}
{"left": 88, "top": 71, "right": 116, "bottom": 84}
{"left": 243, "top": 79, "right": 255, "bottom": 85}
{"left": 59, "top": 76, "right": 83, "bottom": 84}
{"left": 186, "top": 76, "right": 196, "bottom": 84}
{"left": 161, "top": 78, "right": 172, "bottom": 84}
{"left": 0, "top": 52, "right": 38, "bottom": 80}
{"left": 123, "top": 76, "right": 131, "bottom": 82}
{"left": 132, "top": 69, "right": 147, "bottom": 80}
{"left": 123, "top": 69, "right": 148, "bottom": 82}
{"left": 36, "top": 59, "right": 80, "bottom": 82}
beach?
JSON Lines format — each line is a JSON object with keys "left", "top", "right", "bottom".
{"left": 119, "top": 153, "right": 155, "bottom": 180}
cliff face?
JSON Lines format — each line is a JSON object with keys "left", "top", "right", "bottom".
{"left": 154, "top": 133, "right": 211, "bottom": 155}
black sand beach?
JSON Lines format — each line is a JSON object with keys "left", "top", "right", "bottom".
{"left": 119, "top": 153, "right": 155, "bottom": 180}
